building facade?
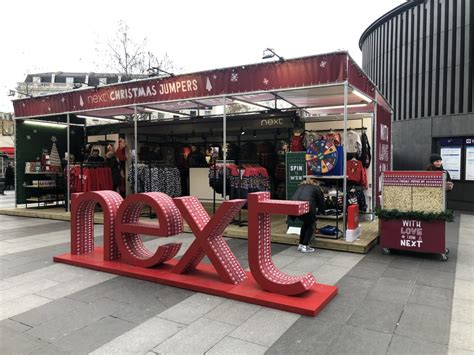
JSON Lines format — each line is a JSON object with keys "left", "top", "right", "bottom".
{"left": 15, "top": 72, "right": 148, "bottom": 98}
{"left": 360, "top": 0, "right": 473, "bottom": 210}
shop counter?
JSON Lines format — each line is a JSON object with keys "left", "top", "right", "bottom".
{"left": 189, "top": 167, "right": 224, "bottom": 203}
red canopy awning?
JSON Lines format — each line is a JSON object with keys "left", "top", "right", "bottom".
{"left": 0, "top": 147, "right": 14, "bottom": 158}
{"left": 12, "top": 51, "right": 390, "bottom": 120}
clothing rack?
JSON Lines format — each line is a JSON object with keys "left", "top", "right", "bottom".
{"left": 233, "top": 160, "right": 259, "bottom": 227}
{"left": 212, "top": 160, "right": 234, "bottom": 214}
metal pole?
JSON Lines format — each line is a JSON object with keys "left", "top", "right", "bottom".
{"left": 134, "top": 105, "right": 138, "bottom": 194}
{"left": 223, "top": 96, "right": 227, "bottom": 201}
{"left": 342, "top": 82, "right": 348, "bottom": 239}
{"left": 14, "top": 118, "right": 17, "bottom": 208}
{"left": 66, "top": 113, "right": 70, "bottom": 212}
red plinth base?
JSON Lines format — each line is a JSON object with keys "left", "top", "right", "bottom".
{"left": 54, "top": 247, "right": 337, "bottom": 317}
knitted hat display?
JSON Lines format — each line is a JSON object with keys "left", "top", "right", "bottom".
{"left": 430, "top": 153, "right": 442, "bottom": 164}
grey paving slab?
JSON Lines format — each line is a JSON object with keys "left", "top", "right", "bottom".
{"left": 382, "top": 266, "right": 420, "bottom": 282}
{"left": 334, "top": 275, "right": 376, "bottom": 297}
{"left": 230, "top": 308, "right": 299, "bottom": 347}
{"left": 448, "top": 347, "right": 474, "bottom": 354}
{"left": 388, "top": 255, "right": 424, "bottom": 270}
{"left": 366, "top": 277, "right": 416, "bottom": 305}
{"left": 157, "top": 293, "right": 225, "bottom": 325}
{"left": 0, "top": 326, "right": 51, "bottom": 355}
{"left": 420, "top": 257, "right": 457, "bottom": 273}
{"left": 285, "top": 256, "right": 327, "bottom": 274}
{"left": 204, "top": 299, "right": 261, "bottom": 326}
{"left": 326, "top": 252, "right": 364, "bottom": 268}
{"left": 326, "top": 324, "right": 392, "bottom": 355}
{"left": 41, "top": 316, "right": 134, "bottom": 354}
{"left": 417, "top": 269, "right": 455, "bottom": 290}
{"left": 0, "top": 318, "right": 32, "bottom": 332}
{"left": 10, "top": 297, "right": 87, "bottom": 327}
{"left": 315, "top": 292, "right": 363, "bottom": 323}
{"left": 347, "top": 260, "right": 389, "bottom": 280}
{"left": 0, "top": 294, "right": 51, "bottom": 321}
{"left": 454, "top": 279, "right": 474, "bottom": 301}
{"left": 270, "top": 253, "right": 298, "bottom": 270}
{"left": 90, "top": 317, "right": 184, "bottom": 354}
{"left": 395, "top": 303, "right": 451, "bottom": 345}
{"left": 451, "top": 297, "right": 474, "bottom": 324}
{"left": 25, "top": 297, "right": 128, "bottom": 342}
{"left": 206, "top": 336, "right": 268, "bottom": 355}
{"left": 0, "top": 258, "right": 56, "bottom": 279}
{"left": 153, "top": 317, "right": 235, "bottom": 354}
{"left": 409, "top": 284, "right": 454, "bottom": 310}
{"left": 64, "top": 277, "right": 125, "bottom": 302}
{"left": 35, "top": 271, "right": 116, "bottom": 300}
{"left": 0, "top": 222, "right": 70, "bottom": 241}
{"left": 449, "top": 321, "right": 474, "bottom": 351}
{"left": 362, "top": 248, "right": 394, "bottom": 265}
{"left": 387, "top": 334, "right": 448, "bottom": 354}
{"left": 311, "top": 264, "right": 353, "bottom": 286}
{"left": 347, "top": 298, "right": 404, "bottom": 334}
{"left": 267, "top": 317, "right": 342, "bottom": 355}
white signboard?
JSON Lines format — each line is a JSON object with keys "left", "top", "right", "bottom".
{"left": 466, "top": 146, "right": 474, "bottom": 181}
{"left": 441, "top": 147, "right": 461, "bottom": 180}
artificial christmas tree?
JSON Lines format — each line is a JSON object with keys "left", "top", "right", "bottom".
{"left": 50, "top": 136, "right": 62, "bottom": 172}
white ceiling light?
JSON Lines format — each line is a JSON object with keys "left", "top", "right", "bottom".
{"left": 24, "top": 120, "right": 67, "bottom": 128}
{"left": 143, "top": 108, "right": 186, "bottom": 117}
{"left": 307, "top": 103, "right": 368, "bottom": 111}
{"left": 352, "top": 89, "right": 373, "bottom": 103}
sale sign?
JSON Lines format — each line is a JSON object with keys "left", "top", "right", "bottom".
{"left": 55, "top": 190, "right": 338, "bottom": 316}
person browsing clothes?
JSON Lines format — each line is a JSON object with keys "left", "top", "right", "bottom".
{"left": 426, "top": 153, "right": 454, "bottom": 191}
{"left": 291, "top": 177, "right": 326, "bottom": 253}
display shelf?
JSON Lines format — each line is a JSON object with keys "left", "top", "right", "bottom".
{"left": 24, "top": 172, "right": 62, "bottom": 175}
{"left": 317, "top": 214, "right": 343, "bottom": 220}
{"left": 26, "top": 196, "right": 65, "bottom": 203}
{"left": 304, "top": 175, "right": 345, "bottom": 179}
{"left": 26, "top": 185, "right": 57, "bottom": 188}
{"left": 24, "top": 172, "right": 64, "bottom": 209}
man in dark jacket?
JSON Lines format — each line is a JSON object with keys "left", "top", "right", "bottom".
{"left": 5, "top": 162, "right": 14, "bottom": 190}
{"left": 291, "top": 177, "right": 326, "bottom": 253}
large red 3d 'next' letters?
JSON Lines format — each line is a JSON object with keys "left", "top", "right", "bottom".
{"left": 70, "top": 190, "right": 315, "bottom": 296}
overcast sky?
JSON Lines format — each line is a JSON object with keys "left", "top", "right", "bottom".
{"left": 0, "top": 0, "right": 403, "bottom": 113}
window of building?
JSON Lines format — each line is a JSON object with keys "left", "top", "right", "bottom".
{"left": 99, "top": 78, "right": 107, "bottom": 85}
{"left": 32, "top": 76, "right": 41, "bottom": 84}
{"left": 190, "top": 110, "right": 197, "bottom": 116}
{"left": 66, "top": 77, "right": 74, "bottom": 85}
{"left": 204, "top": 110, "right": 212, "bottom": 116}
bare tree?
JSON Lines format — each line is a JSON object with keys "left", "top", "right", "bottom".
{"left": 100, "top": 20, "right": 179, "bottom": 77}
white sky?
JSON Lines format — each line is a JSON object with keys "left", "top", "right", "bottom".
{"left": 0, "top": 0, "right": 403, "bottom": 113}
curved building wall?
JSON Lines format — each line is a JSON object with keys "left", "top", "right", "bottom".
{"left": 360, "top": 0, "right": 474, "bottom": 211}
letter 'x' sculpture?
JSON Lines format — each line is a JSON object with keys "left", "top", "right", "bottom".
{"left": 70, "top": 190, "right": 316, "bottom": 296}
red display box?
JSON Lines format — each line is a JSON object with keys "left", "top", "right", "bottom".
{"left": 379, "top": 219, "right": 447, "bottom": 258}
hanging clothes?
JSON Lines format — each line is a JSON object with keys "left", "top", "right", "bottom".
{"left": 290, "top": 133, "right": 305, "bottom": 152}
{"left": 346, "top": 159, "right": 367, "bottom": 188}
{"left": 346, "top": 130, "right": 362, "bottom": 156}
{"left": 67, "top": 165, "right": 113, "bottom": 193}
{"left": 360, "top": 131, "right": 372, "bottom": 168}
{"left": 208, "top": 163, "right": 238, "bottom": 196}
{"left": 128, "top": 164, "right": 182, "bottom": 196}
{"left": 321, "top": 132, "right": 342, "bottom": 146}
